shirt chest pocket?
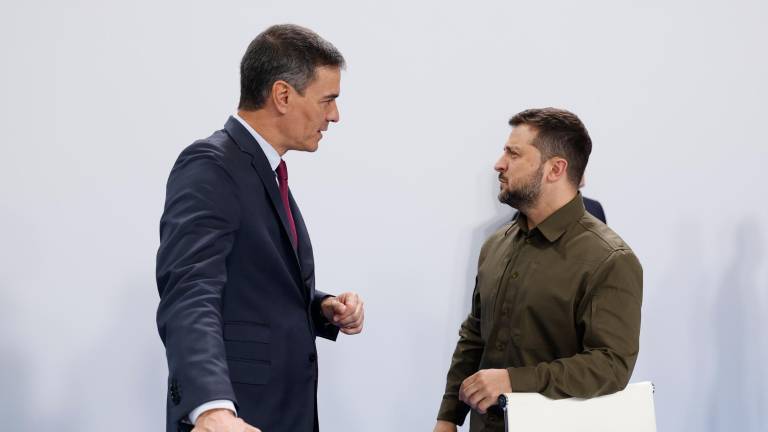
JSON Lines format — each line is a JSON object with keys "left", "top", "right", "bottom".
{"left": 517, "top": 267, "right": 582, "bottom": 349}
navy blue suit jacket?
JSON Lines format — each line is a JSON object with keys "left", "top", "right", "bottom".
{"left": 156, "top": 117, "right": 338, "bottom": 432}
{"left": 583, "top": 196, "right": 606, "bottom": 224}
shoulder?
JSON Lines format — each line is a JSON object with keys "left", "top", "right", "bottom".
{"left": 568, "top": 213, "right": 638, "bottom": 266}
{"left": 165, "top": 129, "right": 245, "bottom": 195}
{"left": 175, "top": 129, "right": 239, "bottom": 169}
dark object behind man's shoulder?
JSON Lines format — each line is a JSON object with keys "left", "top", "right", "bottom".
{"left": 511, "top": 196, "right": 606, "bottom": 224}
{"left": 583, "top": 196, "right": 606, "bottom": 224}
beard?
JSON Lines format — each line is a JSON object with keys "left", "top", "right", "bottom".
{"left": 498, "top": 164, "right": 543, "bottom": 211}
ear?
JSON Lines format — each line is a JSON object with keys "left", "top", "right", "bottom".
{"left": 271, "top": 80, "right": 291, "bottom": 114}
{"left": 546, "top": 157, "right": 569, "bottom": 183}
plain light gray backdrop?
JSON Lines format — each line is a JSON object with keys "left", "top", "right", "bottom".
{"left": 1, "top": 1, "right": 767, "bottom": 431}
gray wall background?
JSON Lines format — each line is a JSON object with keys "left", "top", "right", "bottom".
{"left": 1, "top": 1, "right": 767, "bottom": 430}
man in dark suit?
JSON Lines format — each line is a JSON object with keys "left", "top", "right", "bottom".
{"left": 156, "top": 25, "right": 364, "bottom": 432}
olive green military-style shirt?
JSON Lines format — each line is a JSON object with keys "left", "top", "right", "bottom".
{"left": 437, "top": 193, "right": 643, "bottom": 432}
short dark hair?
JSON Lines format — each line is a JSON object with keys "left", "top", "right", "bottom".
{"left": 509, "top": 108, "right": 592, "bottom": 186}
{"left": 238, "top": 24, "right": 346, "bottom": 110}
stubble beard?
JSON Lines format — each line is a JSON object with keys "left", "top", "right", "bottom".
{"left": 498, "top": 164, "right": 544, "bottom": 212}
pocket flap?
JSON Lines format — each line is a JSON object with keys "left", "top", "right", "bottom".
{"left": 223, "top": 321, "right": 270, "bottom": 343}
{"left": 227, "top": 358, "right": 270, "bottom": 385}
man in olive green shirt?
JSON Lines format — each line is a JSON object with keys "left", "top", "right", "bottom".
{"left": 434, "top": 108, "right": 642, "bottom": 432}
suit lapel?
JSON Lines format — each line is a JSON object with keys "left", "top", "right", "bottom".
{"left": 223, "top": 117, "right": 302, "bottom": 269}
{"left": 290, "top": 191, "right": 314, "bottom": 303}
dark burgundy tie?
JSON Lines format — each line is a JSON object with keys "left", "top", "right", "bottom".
{"left": 276, "top": 160, "right": 298, "bottom": 248}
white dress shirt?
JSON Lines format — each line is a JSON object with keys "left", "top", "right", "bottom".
{"left": 233, "top": 113, "right": 282, "bottom": 174}
{"left": 188, "top": 113, "right": 282, "bottom": 425}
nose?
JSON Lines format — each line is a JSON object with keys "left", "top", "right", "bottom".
{"left": 494, "top": 155, "right": 506, "bottom": 173}
{"left": 327, "top": 100, "right": 340, "bottom": 123}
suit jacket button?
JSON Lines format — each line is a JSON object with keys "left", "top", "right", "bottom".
{"left": 169, "top": 381, "right": 181, "bottom": 405}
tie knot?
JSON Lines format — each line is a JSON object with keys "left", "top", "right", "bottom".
{"left": 276, "top": 160, "right": 288, "bottom": 182}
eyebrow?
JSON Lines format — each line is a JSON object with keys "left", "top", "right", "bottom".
{"left": 322, "top": 93, "right": 340, "bottom": 100}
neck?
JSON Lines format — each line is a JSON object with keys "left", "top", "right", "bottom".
{"left": 237, "top": 109, "right": 288, "bottom": 156}
{"left": 523, "top": 187, "right": 578, "bottom": 229}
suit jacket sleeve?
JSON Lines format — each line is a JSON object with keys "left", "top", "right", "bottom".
{"left": 156, "top": 145, "right": 240, "bottom": 425}
{"left": 311, "top": 290, "right": 340, "bottom": 341}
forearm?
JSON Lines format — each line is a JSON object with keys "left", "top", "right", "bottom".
{"left": 507, "top": 347, "right": 636, "bottom": 398}
{"left": 437, "top": 318, "right": 484, "bottom": 425}
{"left": 157, "top": 276, "right": 237, "bottom": 424}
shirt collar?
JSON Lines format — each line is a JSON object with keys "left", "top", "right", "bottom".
{"left": 233, "top": 113, "right": 282, "bottom": 172}
{"left": 517, "top": 192, "right": 586, "bottom": 243}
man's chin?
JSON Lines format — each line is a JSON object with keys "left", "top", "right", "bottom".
{"left": 498, "top": 188, "right": 510, "bottom": 202}
{"left": 301, "top": 140, "right": 320, "bottom": 152}
{"left": 498, "top": 192, "right": 522, "bottom": 210}
{"left": 498, "top": 192, "right": 512, "bottom": 207}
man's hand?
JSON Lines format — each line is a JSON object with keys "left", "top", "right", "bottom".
{"left": 192, "top": 409, "right": 261, "bottom": 432}
{"left": 321, "top": 292, "right": 364, "bottom": 335}
{"left": 458, "top": 369, "right": 512, "bottom": 414}
{"left": 433, "top": 420, "right": 457, "bottom": 432}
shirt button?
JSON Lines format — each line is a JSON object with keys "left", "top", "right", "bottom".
{"left": 525, "top": 238, "right": 532, "bottom": 244}
{"left": 511, "top": 271, "right": 519, "bottom": 279}
{"left": 496, "top": 342, "right": 505, "bottom": 351}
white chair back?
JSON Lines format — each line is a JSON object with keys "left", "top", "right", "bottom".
{"left": 498, "top": 381, "right": 657, "bottom": 432}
